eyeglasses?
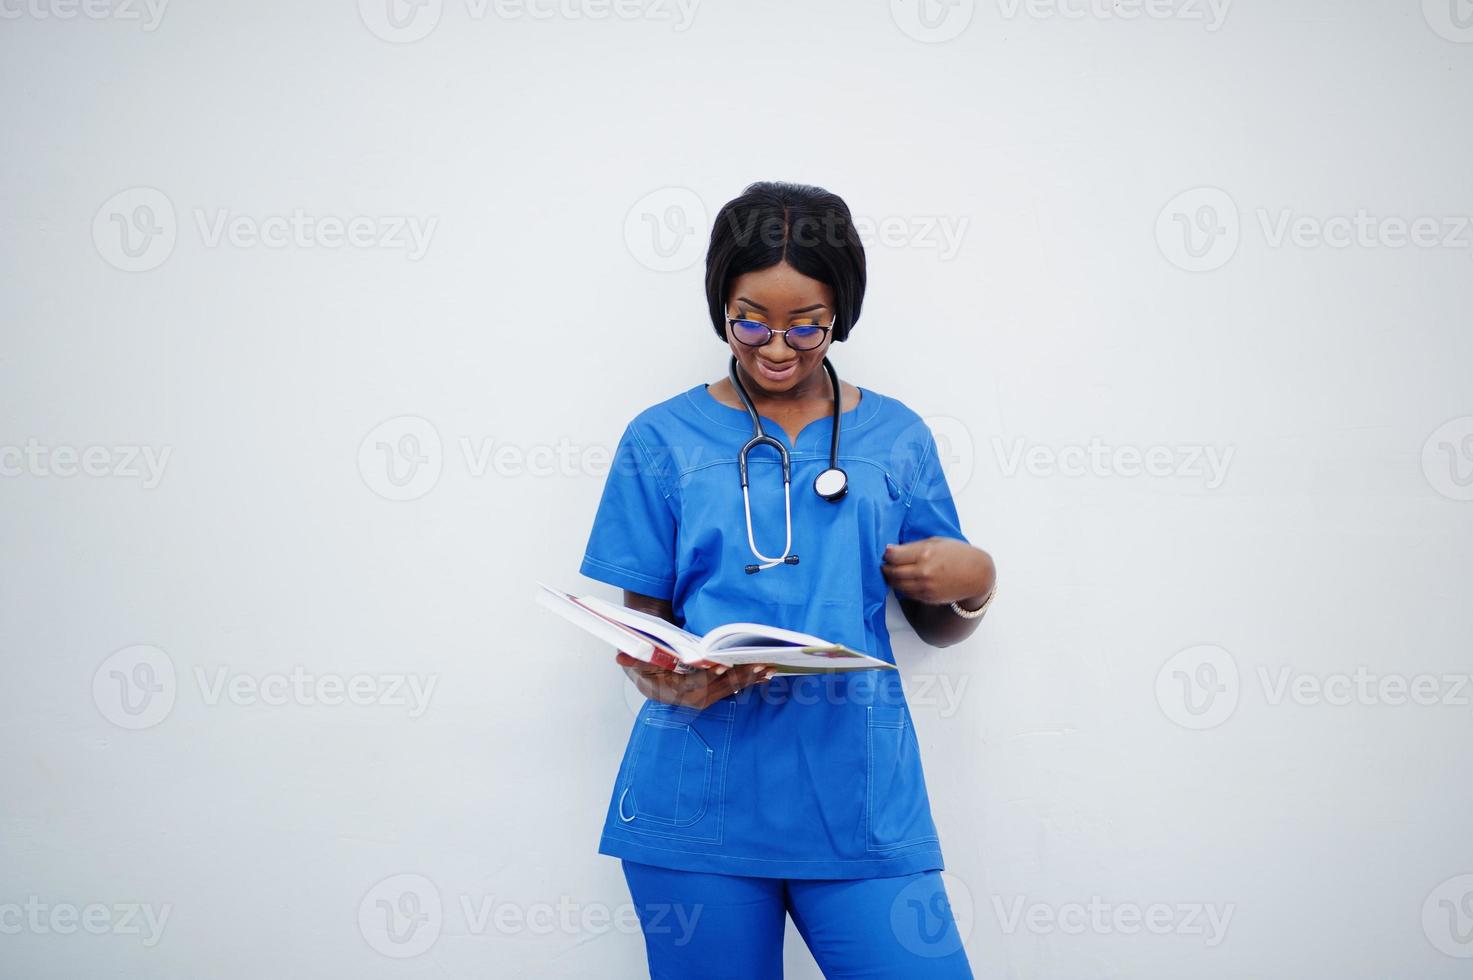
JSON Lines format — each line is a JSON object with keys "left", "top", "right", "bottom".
{"left": 725, "top": 313, "right": 837, "bottom": 352}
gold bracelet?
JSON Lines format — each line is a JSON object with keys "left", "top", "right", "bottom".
{"left": 948, "top": 584, "right": 995, "bottom": 620}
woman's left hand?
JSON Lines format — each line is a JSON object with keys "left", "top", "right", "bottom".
{"left": 880, "top": 536, "right": 995, "bottom": 606}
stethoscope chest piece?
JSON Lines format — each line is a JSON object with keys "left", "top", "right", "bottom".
{"left": 813, "top": 466, "right": 848, "bottom": 501}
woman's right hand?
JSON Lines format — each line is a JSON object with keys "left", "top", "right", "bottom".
{"left": 616, "top": 653, "right": 775, "bottom": 710}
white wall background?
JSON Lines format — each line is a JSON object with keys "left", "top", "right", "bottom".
{"left": 3, "top": 1, "right": 1471, "bottom": 977}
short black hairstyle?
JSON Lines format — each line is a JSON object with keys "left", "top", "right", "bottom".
{"left": 705, "top": 181, "right": 867, "bottom": 344}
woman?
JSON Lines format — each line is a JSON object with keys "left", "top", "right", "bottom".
{"left": 579, "top": 181, "right": 996, "bottom": 979}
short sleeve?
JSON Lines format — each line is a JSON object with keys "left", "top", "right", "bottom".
{"left": 898, "top": 424, "right": 970, "bottom": 546}
{"left": 579, "top": 422, "right": 679, "bottom": 600}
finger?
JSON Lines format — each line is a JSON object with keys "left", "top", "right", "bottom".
{"left": 722, "top": 664, "right": 767, "bottom": 699}
{"left": 883, "top": 541, "right": 923, "bottom": 565}
{"left": 881, "top": 563, "right": 922, "bottom": 589}
{"left": 615, "top": 653, "right": 669, "bottom": 677}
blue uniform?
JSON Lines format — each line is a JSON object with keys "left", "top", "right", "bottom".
{"left": 580, "top": 381, "right": 970, "bottom": 882}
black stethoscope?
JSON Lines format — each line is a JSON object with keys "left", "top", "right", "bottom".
{"left": 729, "top": 354, "right": 848, "bottom": 574}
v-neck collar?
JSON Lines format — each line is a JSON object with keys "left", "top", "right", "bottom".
{"left": 686, "top": 381, "right": 880, "bottom": 448}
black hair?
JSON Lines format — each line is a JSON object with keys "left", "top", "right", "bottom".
{"left": 704, "top": 181, "right": 867, "bottom": 344}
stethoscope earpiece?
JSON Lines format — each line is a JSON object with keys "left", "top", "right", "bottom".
{"left": 729, "top": 354, "right": 847, "bottom": 573}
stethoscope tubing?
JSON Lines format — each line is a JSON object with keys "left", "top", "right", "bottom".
{"left": 728, "top": 354, "right": 847, "bottom": 572}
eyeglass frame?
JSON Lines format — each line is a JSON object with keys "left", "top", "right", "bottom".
{"left": 724, "top": 311, "right": 839, "bottom": 351}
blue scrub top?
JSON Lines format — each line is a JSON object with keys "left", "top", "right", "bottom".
{"left": 579, "top": 380, "right": 970, "bottom": 880}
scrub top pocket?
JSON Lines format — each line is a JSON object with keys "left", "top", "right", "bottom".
{"left": 866, "top": 705, "right": 940, "bottom": 852}
{"left": 616, "top": 700, "right": 735, "bottom": 845}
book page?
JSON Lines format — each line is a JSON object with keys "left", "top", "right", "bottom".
{"left": 700, "top": 621, "right": 833, "bottom": 653}
{"left": 706, "top": 646, "right": 894, "bottom": 670}
{"left": 578, "top": 594, "right": 703, "bottom": 662}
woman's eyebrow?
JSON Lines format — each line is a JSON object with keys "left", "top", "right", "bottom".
{"left": 734, "top": 296, "right": 829, "bottom": 314}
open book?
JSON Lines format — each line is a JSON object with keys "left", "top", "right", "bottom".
{"left": 535, "top": 582, "right": 895, "bottom": 675}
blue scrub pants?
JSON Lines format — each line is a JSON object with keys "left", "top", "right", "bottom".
{"left": 621, "top": 860, "right": 974, "bottom": 979}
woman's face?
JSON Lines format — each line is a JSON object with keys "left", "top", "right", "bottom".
{"left": 725, "top": 261, "right": 836, "bottom": 399}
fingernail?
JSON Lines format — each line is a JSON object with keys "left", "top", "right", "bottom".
{"left": 763, "top": 670, "right": 776, "bottom": 681}
{"left": 713, "top": 665, "right": 729, "bottom": 676}
{"left": 750, "top": 665, "right": 764, "bottom": 673}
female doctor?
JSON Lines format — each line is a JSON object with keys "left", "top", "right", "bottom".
{"left": 579, "top": 181, "right": 996, "bottom": 979}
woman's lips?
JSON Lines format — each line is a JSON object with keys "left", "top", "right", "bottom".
{"left": 756, "top": 359, "right": 797, "bottom": 382}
